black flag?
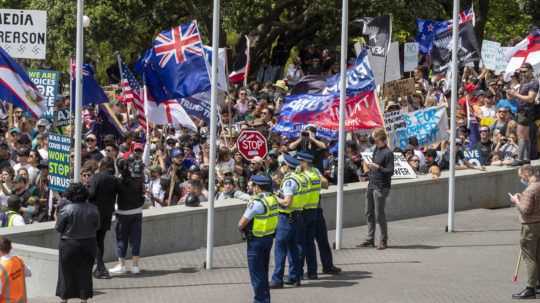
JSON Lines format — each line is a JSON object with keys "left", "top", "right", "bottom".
{"left": 355, "top": 16, "right": 391, "bottom": 57}
{"left": 431, "top": 22, "right": 480, "bottom": 73}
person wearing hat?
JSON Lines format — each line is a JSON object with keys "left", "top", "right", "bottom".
{"left": 507, "top": 63, "right": 539, "bottom": 166}
{"left": 473, "top": 126, "right": 494, "bottom": 166}
{"left": 238, "top": 174, "right": 278, "bottom": 303}
{"left": 297, "top": 152, "right": 341, "bottom": 279}
{"left": 84, "top": 134, "right": 103, "bottom": 162}
{"left": 270, "top": 154, "right": 308, "bottom": 288}
{"left": 216, "top": 177, "right": 250, "bottom": 202}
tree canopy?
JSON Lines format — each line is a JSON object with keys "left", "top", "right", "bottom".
{"left": 0, "top": 0, "right": 536, "bottom": 83}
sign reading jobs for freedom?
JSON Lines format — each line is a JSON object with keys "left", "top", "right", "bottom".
{"left": 28, "top": 69, "right": 60, "bottom": 118}
{"left": 0, "top": 9, "right": 47, "bottom": 59}
{"left": 48, "top": 134, "right": 71, "bottom": 192}
{"left": 393, "top": 106, "right": 449, "bottom": 150}
{"left": 361, "top": 152, "right": 417, "bottom": 179}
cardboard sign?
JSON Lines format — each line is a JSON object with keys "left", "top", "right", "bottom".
{"left": 28, "top": 69, "right": 60, "bottom": 118}
{"left": 404, "top": 42, "right": 419, "bottom": 72}
{"left": 481, "top": 40, "right": 507, "bottom": 74}
{"left": 361, "top": 152, "right": 417, "bottom": 179}
{"left": 383, "top": 78, "right": 416, "bottom": 98}
{"left": 384, "top": 110, "right": 406, "bottom": 147}
{"left": 0, "top": 9, "right": 47, "bottom": 59}
{"left": 48, "top": 134, "right": 71, "bottom": 192}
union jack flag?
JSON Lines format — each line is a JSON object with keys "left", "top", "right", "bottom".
{"left": 118, "top": 58, "right": 147, "bottom": 129}
{"left": 154, "top": 21, "right": 204, "bottom": 68}
{"left": 447, "top": 6, "right": 476, "bottom": 28}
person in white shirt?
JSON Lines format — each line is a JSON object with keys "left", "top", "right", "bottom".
{"left": 12, "top": 149, "right": 38, "bottom": 184}
{"left": 146, "top": 166, "right": 166, "bottom": 208}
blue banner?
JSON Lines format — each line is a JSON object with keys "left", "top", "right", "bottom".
{"left": 325, "top": 48, "right": 375, "bottom": 94}
{"left": 416, "top": 19, "right": 450, "bottom": 54}
{"left": 48, "top": 134, "right": 71, "bottom": 192}
{"left": 393, "top": 106, "right": 449, "bottom": 149}
{"left": 179, "top": 92, "right": 211, "bottom": 124}
{"left": 28, "top": 69, "right": 60, "bottom": 119}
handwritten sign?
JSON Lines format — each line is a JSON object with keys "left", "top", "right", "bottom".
{"left": 362, "top": 152, "right": 417, "bottom": 179}
{"left": 384, "top": 110, "right": 406, "bottom": 147}
{"left": 404, "top": 42, "right": 419, "bottom": 72}
{"left": 393, "top": 106, "right": 449, "bottom": 149}
{"left": 383, "top": 78, "right": 416, "bottom": 98}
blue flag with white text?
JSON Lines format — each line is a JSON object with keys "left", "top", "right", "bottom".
{"left": 325, "top": 48, "right": 375, "bottom": 95}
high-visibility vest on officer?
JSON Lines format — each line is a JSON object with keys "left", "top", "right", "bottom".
{"left": 238, "top": 175, "right": 278, "bottom": 303}
{"left": 270, "top": 154, "right": 304, "bottom": 289}
{"left": 0, "top": 236, "right": 30, "bottom": 303}
{"left": 297, "top": 151, "right": 342, "bottom": 279}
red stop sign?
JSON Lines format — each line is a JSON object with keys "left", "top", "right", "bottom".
{"left": 236, "top": 130, "right": 268, "bottom": 161}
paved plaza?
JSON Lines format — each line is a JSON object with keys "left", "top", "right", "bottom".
{"left": 33, "top": 207, "right": 526, "bottom": 303}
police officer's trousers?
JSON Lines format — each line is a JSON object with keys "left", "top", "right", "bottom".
{"left": 272, "top": 213, "right": 301, "bottom": 283}
{"left": 300, "top": 209, "right": 318, "bottom": 276}
{"left": 315, "top": 208, "right": 334, "bottom": 270}
{"left": 247, "top": 235, "right": 273, "bottom": 303}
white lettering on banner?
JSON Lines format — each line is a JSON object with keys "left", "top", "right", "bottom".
{"left": 464, "top": 149, "right": 482, "bottom": 167}
{"left": 0, "top": 9, "right": 47, "bottom": 60}
{"left": 394, "top": 106, "right": 449, "bottom": 149}
{"left": 361, "top": 152, "right": 417, "bottom": 179}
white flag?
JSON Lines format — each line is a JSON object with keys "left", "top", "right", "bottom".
{"left": 145, "top": 99, "right": 197, "bottom": 130}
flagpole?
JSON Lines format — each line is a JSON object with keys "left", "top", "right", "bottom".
{"left": 335, "top": 0, "right": 348, "bottom": 250}
{"left": 206, "top": 0, "right": 220, "bottom": 270}
{"left": 447, "top": 0, "right": 459, "bottom": 233}
{"left": 73, "top": 0, "right": 84, "bottom": 183}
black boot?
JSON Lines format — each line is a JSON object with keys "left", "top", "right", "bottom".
{"left": 512, "top": 287, "right": 536, "bottom": 299}
{"left": 358, "top": 240, "right": 375, "bottom": 248}
{"left": 323, "top": 266, "right": 342, "bottom": 275}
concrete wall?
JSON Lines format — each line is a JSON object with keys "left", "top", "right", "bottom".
{"left": 0, "top": 164, "right": 525, "bottom": 297}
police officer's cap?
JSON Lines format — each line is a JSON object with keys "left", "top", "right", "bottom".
{"left": 283, "top": 154, "right": 300, "bottom": 168}
{"left": 250, "top": 175, "right": 272, "bottom": 186}
{"left": 296, "top": 152, "right": 313, "bottom": 163}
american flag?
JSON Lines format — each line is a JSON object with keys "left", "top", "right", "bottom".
{"left": 118, "top": 59, "right": 147, "bottom": 129}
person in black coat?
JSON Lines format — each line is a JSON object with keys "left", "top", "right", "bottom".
{"left": 55, "top": 182, "right": 100, "bottom": 303}
{"left": 88, "top": 158, "right": 119, "bottom": 279}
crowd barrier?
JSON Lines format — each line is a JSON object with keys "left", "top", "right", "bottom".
{"left": 0, "top": 162, "right": 528, "bottom": 297}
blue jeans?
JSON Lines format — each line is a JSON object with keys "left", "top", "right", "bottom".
{"left": 301, "top": 209, "right": 318, "bottom": 276}
{"left": 115, "top": 213, "right": 142, "bottom": 258}
{"left": 315, "top": 208, "right": 334, "bottom": 270}
{"left": 247, "top": 236, "right": 273, "bottom": 303}
{"left": 272, "top": 213, "right": 301, "bottom": 283}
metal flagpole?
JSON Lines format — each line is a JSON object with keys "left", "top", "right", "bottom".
{"left": 73, "top": 0, "right": 84, "bottom": 183}
{"left": 447, "top": 0, "right": 459, "bottom": 233}
{"left": 335, "top": 0, "right": 348, "bottom": 250}
{"left": 206, "top": 0, "right": 221, "bottom": 270}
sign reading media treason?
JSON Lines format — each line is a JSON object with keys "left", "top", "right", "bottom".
{"left": 28, "top": 69, "right": 60, "bottom": 118}
{"left": 48, "top": 134, "right": 71, "bottom": 192}
{"left": 0, "top": 9, "right": 47, "bottom": 60}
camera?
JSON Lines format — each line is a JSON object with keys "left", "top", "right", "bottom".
{"left": 301, "top": 131, "right": 309, "bottom": 137}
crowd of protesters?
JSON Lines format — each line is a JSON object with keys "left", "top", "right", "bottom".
{"left": 0, "top": 44, "right": 538, "bottom": 227}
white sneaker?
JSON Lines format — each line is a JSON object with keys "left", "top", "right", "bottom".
{"left": 131, "top": 266, "right": 141, "bottom": 274}
{"left": 108, "top": 264, "right": 127, "bottom": 275}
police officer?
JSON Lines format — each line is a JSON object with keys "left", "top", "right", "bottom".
{"left": 270, "top": 154, "right": 306, "bottom": 288}
{"left": 238, "top": 175, "right": 278, "bottom": 303}
{"left": 297, "top": 152, "right": 341, "bottom": 280}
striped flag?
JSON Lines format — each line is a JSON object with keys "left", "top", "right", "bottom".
{"left": 0, "top": 47, "right": 46, "bottom": 117}
{"left": 117, "top": 56, "right": 147, "bottom": 129}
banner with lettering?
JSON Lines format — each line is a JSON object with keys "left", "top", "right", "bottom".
{"left": 48, "top": 134, "right": 71, "bottom": 192}
{"left": 384, "top": 110, "right": 406, "bottom": 148}
{"left": 28, "top": 69, "right": 60, "bottom": 118}
{"left": 0, "top": 9, "right": 47, "bottom": 59}
{"left": 361, "top": 152, "right": 417, "bottom": 179}
{"left": 273, "top": 91, "right": 383, "bottom": 139}
{"left": 325, "top": 48, "right": 376, "bottom": 94}
{"left": 393, "top": 106, "right": 449, "bottom": 149}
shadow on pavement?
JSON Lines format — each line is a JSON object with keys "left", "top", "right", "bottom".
{"left": 108, "top": 266, "right": 202, "bottom": 279}
{"left": 297, "top": 270, "right": 372, "bottom": 289}
{"left": 96, "top": 281, "right": 249, "bottom": 291}
{"left": 389, "top": 243, "right": 516, "bottom": 249}
{"left": 335, "top": 260, "right": 421, "bottom": 266}
{"left": 453, "top": 228, "right": 520, "bottom": 233}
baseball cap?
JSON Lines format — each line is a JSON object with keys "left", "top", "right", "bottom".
{"left": 171, "top": 148, "right": 184, "bottom": 158}
{"left": 37, "top": 119, "right": 49, "bottom": 127}
{"left": 133, "top": 143, "right": 144, "bottom": 151}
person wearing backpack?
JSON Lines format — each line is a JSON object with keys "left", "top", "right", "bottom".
{"left": 2, "top": 196, "right": 25, "bottom": 227}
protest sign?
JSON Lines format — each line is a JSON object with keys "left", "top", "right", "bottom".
{"left": 0, "top": 9, "right": 47, "bottom": 59}
{"left": 28, "top": 69, "right": 60, "bottom": 118}
{"left": 361, "top": 152, "right": 417, "bottom": 179}
{"left": 325, "top": 48, "right": 376, "bottom": 94}
{"left": 404, "top": 42, "right": 419, "bottom": 72}
{"left": 383, "top": 78, "right": 416, "bottom": 98}
{"left": 384, "top": 110, "right": 406, "bottom": 147}
{"left": 393, "top": 106, "right": 449, "bottom": 149}
{"left": 48, "top": 134, "right": 71, "bottom": 192}
{"left": 236, "top": 130, "right": 268, "bottom": 161}
{"left": 481, "top": 40, "right": 507, "bottom": 74}
{"left": 369, "top": 42, "right": 401, "bottom": 85}
{"left": 53, "top": 109, "right": 71, "bottom": 128}
{"left": 463, "top": 148, "right": 482, "bottom": 167}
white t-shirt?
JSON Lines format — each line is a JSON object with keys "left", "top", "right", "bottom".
{"left": 147, "top": 178, "right": 165, "bottom": 208}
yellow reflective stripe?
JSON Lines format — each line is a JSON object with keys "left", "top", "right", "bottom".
{"left": 0, "top": 264, "right": 10, "bottom": 303}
